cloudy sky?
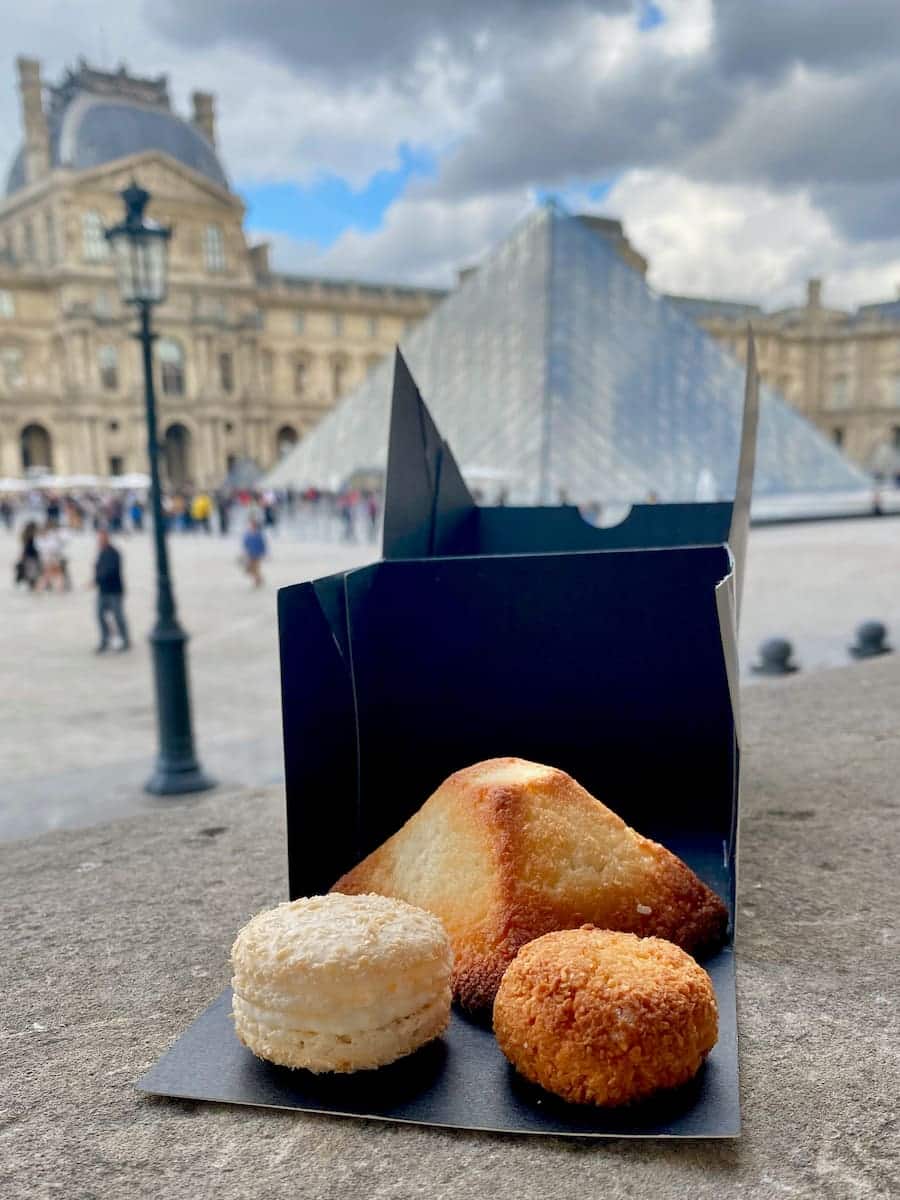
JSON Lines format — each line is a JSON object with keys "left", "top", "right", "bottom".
{"left": 4, "top": 0, "right": 900, "bottom": 307}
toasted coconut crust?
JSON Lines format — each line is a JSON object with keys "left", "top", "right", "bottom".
{"left": 493, "top": 927, "right": 718, "bottom": 1106}
{"left": 333, "top": 757, "right": 729, "bottom": 1010}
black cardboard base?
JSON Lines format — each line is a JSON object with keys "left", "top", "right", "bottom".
{"left": 137, "top": 949, "right": 738, "bottom": 1138}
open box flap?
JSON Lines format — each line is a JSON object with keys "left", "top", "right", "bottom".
{"left": 381, "top": 349, "right": 759, "bottom": 561}
{"left": 278, "top": 577, "right": 359, "bottom": 897}
{"left": 381, "top": 350, "right": 475, "bottom": 560}
{"left": 728, "top": 330, "right": 759, "bottom": 623}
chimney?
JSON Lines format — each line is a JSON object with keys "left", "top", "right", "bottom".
{"left": 250, "top": 242, "right": 270, "bottom": 278}
{"left": 16, "top": 57, "right": 50, "bottom": 185}
{"left": 807, "top": 278, "right": 822, "bottom": 309}
{"left": 192, "top": 91, "right": 216, "bottom": 146}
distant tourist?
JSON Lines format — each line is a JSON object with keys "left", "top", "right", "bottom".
{"left": 92, "top": 529, "right": 130, "bottom": 653}
{"left": 241, "top": 517, "right": 267, "bottom": 588}
{"left": 129, "top": 495, "right": 144, "bottom": 532}
{"left": 106, "top": 495, "right": 124, "bottom": 533}
{"left": 261, "top": 489, "right": 278, "bottom": 529}
{"left": 15, "top": 521, "right": 41, "bottom": 590}
{"left": 215, "top": 489, "right": 232, "bottom": 535}
{"left": 365, "top": 491, "right": 379, "bottom": 540}
{"left": 338, "top": 490, "right": 356, "bottom": 541}
{"left": 36, "top": 520, "right": 67, "bottom": 592}
{"left": 0, "top": 496, "right": 14, "bottom": 530}
{"left": 191, "top": 490, "right": 213, "bottom": 534}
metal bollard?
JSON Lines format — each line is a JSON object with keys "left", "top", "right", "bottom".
{"left": 849, "top": 620, "right": 892, "bottom": 659}
{"left": 752, "top": 637, "right": 799, "bottom": 676}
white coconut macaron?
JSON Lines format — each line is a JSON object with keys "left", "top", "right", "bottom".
{"left": 231, "top": 892, "right": 453, "bottom": 1073}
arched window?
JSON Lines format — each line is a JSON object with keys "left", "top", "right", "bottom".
{"left": 219, "top": 351, "right": 234, "bottom": 393}
{"left": 0, "top": 346, "right": 23, "bottom": 389}
{"left": 158, "top": 338, "right": 186, "bottom": 396}
{"left": 164, "top": 423, "right": 192, "bottom": 487}
{"left": 20, "top": 423, "right": 52, "bottom": 471}
{"left": 277, "top": 425, "right": 299, "bottom": 458}
{"left": 99, "top": 345, "right": 118, "bottom": 391}
{"left": 294, "top": 359, "right": 308, "bottom": 397}
{"left": 204, "top": 224, "right": 225, "bottom": 272}
{"left": 0, "top": 290, "right": 14, "bottom": 319}
{"left": 82, "top": 211, "right": 109, "bottom": 262}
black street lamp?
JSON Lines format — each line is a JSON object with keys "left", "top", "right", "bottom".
{"left": 106, "top": 181, "right": 215, "bottom": 796}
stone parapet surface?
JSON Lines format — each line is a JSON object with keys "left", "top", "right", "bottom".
{"left": 2, "top": 658, "right": 899, "bottom": 1199}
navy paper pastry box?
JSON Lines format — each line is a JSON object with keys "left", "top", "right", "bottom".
{"left": 139, "top": 345, "right": 759, "bottom": 1138}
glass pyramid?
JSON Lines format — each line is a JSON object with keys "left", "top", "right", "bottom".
{"left": 265, "top": 206, "right": 871, "bottom": 505}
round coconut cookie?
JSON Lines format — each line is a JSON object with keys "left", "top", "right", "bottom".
{"left": 493, "top": 926, "right": 717, "bottom": 1106}
{"left": 231, "top": 893, "right": 452, "bottom": 1073}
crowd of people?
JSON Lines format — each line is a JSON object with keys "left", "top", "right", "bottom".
{"left": 3, "top": 482, "right": 383, "bottom": 543}
{"left": 6, "top": 481, "right": 384, "bottom": 651}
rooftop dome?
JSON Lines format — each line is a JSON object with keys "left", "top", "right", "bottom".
{"left": 6, "top": 62, "right": 228, "bottom": 196}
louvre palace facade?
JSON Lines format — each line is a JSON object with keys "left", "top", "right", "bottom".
{"left": 0, "top": 58, "right": 441, "bottom": 487}
{"left": 670, "top": 282, "right": 900, "bottom": 478}
{"left": 2, "top": 56, "right": 899, "bottom": 488}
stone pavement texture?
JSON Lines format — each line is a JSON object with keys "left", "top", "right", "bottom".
{"left": 2, "top": 656, "right": 898, "bottom": 1199}
{"left": 3, "top": 516, "right": 899, "bottom": 843}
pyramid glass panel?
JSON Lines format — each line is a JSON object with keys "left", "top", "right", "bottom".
{"left": 265, "top": 208, "right": 870, "bottom": 506}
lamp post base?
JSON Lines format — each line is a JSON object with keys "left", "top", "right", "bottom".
{"left": 146, "top": 621, "right": 215, "bottom": 797}
{"left": 145, "top": 763, "right": 216, "bottom": 796}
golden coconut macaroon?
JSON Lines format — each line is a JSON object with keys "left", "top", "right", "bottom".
{"left": 493, "top": 927, "right": 718, "bottom": 1106}
{"left": 231, "top": 893, "right": 452, "bottom": 1073}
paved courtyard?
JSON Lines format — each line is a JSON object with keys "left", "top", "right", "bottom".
{"left": 2, "top": 515, "right": 898, "bottom": 841}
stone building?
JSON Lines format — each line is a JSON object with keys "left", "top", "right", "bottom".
{"left": 0, "top": 58, "right": 442, "bottom": 486}
{"left": 668, "top": 281, "right": 900, "bottom": 477}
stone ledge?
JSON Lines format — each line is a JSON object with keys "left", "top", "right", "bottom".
{"left": 2, "top": 657, "right": 899, "bottom": 1199}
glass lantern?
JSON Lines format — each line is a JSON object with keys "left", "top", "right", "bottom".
{"left": 104, "top": 182, "right": 171, "bottom": 306}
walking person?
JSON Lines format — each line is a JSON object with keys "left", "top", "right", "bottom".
{"left": 241, "top": 517, "right": 267, "bottom": 588}
{"left": 15, "top": 521, "right": 41, "bottom": 590}
{"left": 191, "top": 490, "right": 213, "bottom": 534}
{"left": 215, "top": 489, "right": 231, "bottom": 535}
{"left": 128, "top": 494, "right": 144, "bottom": 532}
{"left": 35, "top": 520, "right": 66, "bottom": 592}
{"left": 92, "top": 529, "right": 130, "bottom": 653}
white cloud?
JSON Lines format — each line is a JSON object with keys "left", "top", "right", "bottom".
{"left": 0, "top": 2, "right": 484, "bottom": 190}
{"left": 595, "top": 170, "right": 900, "bottom": 309}
{"left": 4, "top": 0, "right": 900, "bottom": 312}
{"left": 257, "top": 188, "right": 534, "bottom": 288}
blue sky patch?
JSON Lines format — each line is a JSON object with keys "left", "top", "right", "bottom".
{"left": 239, "top": 143, "right": 435, "bottom": 247}
{"left": 638, "top": 2, "right": 665, "bottom": 31}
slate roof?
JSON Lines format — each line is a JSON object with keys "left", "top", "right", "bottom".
{"left": 6, "top": 71, "right": 228, "bottom": 195}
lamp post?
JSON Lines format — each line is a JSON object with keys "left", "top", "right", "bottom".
{"left": 105, "top": 181, "right": 214, "bottom": 796}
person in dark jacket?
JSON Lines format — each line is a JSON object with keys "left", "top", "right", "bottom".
{"left": 93, "top": 529, "right": 130, "bottom": 653}
{"left": 16, "top": 521, "right": 41, "bottom": 589}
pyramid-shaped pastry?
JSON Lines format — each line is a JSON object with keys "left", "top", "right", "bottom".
{"left": 332, "top": 758, "right": 728, "bottom": 1010}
